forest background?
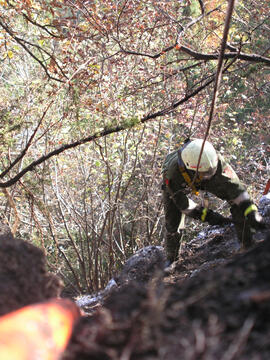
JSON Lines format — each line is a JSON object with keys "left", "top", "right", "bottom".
{"left": 0, "top": 0, "right": 269, "bottom": 296}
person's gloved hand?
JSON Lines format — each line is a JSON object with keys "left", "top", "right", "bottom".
{"left": 239, "top": 200, "right": 267, "bottom": 230}
{"left": 246, "top": 211, "right": 266, "bottom": 230}
{"left": 189, "top": 207, "right": 231, "bottom": 226}
{"left": 203, "top": 209, "right": 232, "bottom": 226}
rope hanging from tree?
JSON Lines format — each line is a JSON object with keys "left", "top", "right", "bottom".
{"left": 194, "top": 0, "right": 236, "bottom": 179}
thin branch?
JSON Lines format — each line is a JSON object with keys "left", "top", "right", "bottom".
{"left": 250, "top": 14, "right": 270, "bottom": 34}
{"left": 0, "top": 18, "right": 65, "bottom": 82}
{"left": 0, "top": 124, "right": 125, "bottom": 188}
{"left": 116, "top": 0, "right": 129, "bottom": 39}
{"left": 0, "top": 101, "right": 54, "bottom": 178}
{"left": 118, "top": 40, "right": 176, "bottom": 59}
{"left": 178, "top": 45, "right": 270, "bottom": 66}
{"left": 6, "top": 0, "right": 62, "bottom": 38}
{"left": 13, "top": 36, "right": 68, "bottom": 79}
{"left": 119, "top": 39, "right": 270, "bottom": 66}
{"left": 2, "top": 188, "right": 20, "bottom": 235}
{"left": 124, "top": 61, "right": 204, "bottom": 97}
{"left": 183, "top": 4, "right": 220, "bottom": 35}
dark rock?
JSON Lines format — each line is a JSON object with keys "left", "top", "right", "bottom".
{"left": 116, "top": 246, "right": 166, "bottom": 286}
{"left": 0, "top": 225, "right": 63, "bottom": 315}
{"left": 258, "top": 193, "right": 270, "bottom": 216}
{"left": 75, "top": 246, "right": 166, "bottom": 313}
{"left": 0, "top": 222, "right": 13, "bottom": 241}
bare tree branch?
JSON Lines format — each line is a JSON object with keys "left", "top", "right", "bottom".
{"left": 178, "top": 45, "right": 270, "bottom": 66}
{"left": 119, "top": 40, "right": 270, "bottom": 66}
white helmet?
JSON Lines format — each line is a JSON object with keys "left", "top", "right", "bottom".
{"left": 181, "top": 139, "right": 218, "bottom": 176}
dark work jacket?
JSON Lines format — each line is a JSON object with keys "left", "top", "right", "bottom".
{"left": 162, "top": 150, "right": 247, "bottom": 211}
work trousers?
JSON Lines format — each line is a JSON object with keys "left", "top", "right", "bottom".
{"left": 163, "top": 188, "right": 184, "bottom": 263}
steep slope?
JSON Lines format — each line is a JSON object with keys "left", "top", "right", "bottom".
{"left": 64, "top": 222, "right": 270, "bottom": 360}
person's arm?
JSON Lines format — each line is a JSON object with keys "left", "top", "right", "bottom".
{"left": 183, "top": 204, "right": 232, "bottom": 225}
{"left": 207, "top": 155, "right": 266, "bottom": 229}
{"left": 237, "top": 199, "right": 266, "bottom": 229}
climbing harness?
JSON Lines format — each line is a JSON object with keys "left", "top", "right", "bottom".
{"left": 177, "top": 140, "right": 201, "bottom": 196}
{"left": 178, "top": 164, "right": 200, "bottom": 196}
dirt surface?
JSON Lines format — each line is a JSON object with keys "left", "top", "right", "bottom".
{"left": 0, "top": 222, "right": 62, "bottom": 316}
{"left": 64, "top": 221, "right": 270, "bottom": 359}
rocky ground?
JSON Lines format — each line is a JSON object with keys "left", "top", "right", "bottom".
{"left": 63, "top": 227, "right": 270, "bottom": 360}
{"left": 63, "top": 196, "right": 270, "bottom": 360}
{"left": 0, "top": 194, "right": 270, "bottom": 359}
{"left": 0, "top": 223, "right": 62, "bottom": 316}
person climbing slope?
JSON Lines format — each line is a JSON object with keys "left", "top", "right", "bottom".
{"left": 162, "top": 138, "right": 266, "bottom": 263}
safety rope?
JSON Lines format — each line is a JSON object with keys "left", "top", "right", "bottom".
{"left": 193, "top": 0, "right": 236, "bottom": 183}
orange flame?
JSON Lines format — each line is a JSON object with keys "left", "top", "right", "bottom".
{"left": 0, "top": 299, "right": 80, "bottom": 360}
